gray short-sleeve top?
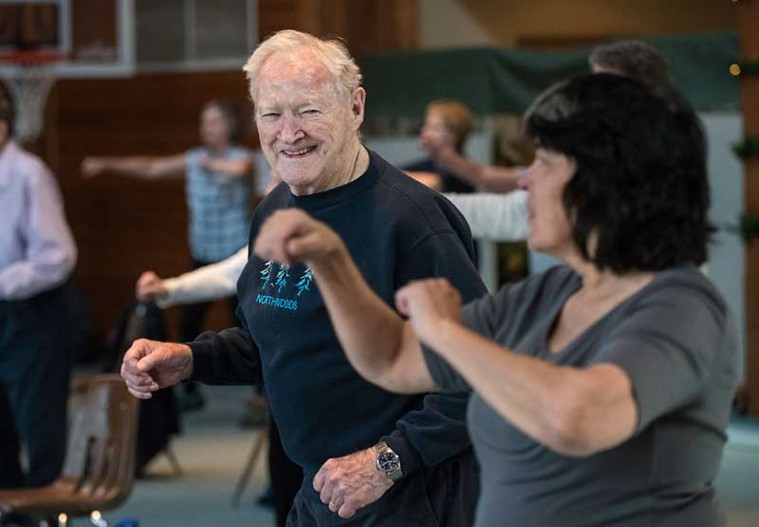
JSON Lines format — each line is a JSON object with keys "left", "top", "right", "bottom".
{"left": 423, "top": 265, "right": 738, "bottom": 527}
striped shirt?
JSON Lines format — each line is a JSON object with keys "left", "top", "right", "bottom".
{"left": 186, "top": 146, "right": 253, "bottom": 262}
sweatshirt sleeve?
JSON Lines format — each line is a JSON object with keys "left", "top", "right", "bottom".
{"left": 382, "top": 231, "right": 487, "bottom": 475}
{"left": 443, "top": 190, "right": 529, "bottom": 242}
{"left": 188, "top": 325, "right": 263, "bottom": 386}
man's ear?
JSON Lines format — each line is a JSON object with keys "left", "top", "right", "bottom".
{"left": 351, "top": 87, "right": 366, "bottom": 129}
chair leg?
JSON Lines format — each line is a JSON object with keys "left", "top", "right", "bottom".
{"left": 230, "top": 424, "right": 270, "bottom": 508}
{"left": 164, "top": 447, "right": 183, "bottom": 478}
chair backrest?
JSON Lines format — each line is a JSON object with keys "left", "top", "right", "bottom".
{"left": 61, "top": 374, "right": 138, "bottom": 508}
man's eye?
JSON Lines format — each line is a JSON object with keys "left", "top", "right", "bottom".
{"left": 301, "top": 109, "right": 319, "bottom": 115}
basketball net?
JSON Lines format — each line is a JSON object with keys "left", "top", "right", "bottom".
{"left": 0, "top": 51, "right": 62, "bottom": 144}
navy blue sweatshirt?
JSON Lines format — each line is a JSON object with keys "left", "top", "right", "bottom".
{"left": 189, "top": 150, "right": 486, "bottom": 481}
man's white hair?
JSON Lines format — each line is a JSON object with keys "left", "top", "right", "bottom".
{"left": 243, "top": 30, "right": 363, "bottom": 104}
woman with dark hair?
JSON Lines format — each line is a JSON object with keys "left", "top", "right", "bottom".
{"left": 252, "top": 73, "right": 738, "bottom": 526}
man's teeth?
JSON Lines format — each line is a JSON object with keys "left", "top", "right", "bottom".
{"left": 284, "top": 147, "right": 315, "bottom": 156}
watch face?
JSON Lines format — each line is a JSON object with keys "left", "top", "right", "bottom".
{"left": 378, "top": 451, "right": 400, "bottom": 472}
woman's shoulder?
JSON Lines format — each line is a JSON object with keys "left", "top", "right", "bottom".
{"left": 616, "top": 265, "right": 733, "bottom": 343}
{"left": 482, "top": 265, "right": 579, "bottom": 317}
{"left": 509, "top": 265, "right": 579, "bottom": 300}
{"left": 647, "top": 265, "right": 727, "bottom": 311}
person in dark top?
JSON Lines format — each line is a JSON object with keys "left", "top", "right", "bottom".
{"left": 403, "top": 99, "right": 477, "bottom": 193}
{"left": 121, "top": 29, "right": 486, "bottom": 527}
{"left": 252, "top": 74, "right": 738, "bottom": 526}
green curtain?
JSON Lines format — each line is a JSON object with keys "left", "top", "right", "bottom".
{"left": 361, "top": 31, "right": 739, "bottom": 118}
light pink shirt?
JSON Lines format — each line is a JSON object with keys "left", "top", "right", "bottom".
{"left": 0, "top": 141, "right": 77, "bottom": 300}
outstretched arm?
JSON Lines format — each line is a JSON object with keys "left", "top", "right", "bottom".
{"left": 443, "top": 191, "right": 529, "bottom": 241}
{"left": 395, "top": 279, "right": 638, "bottom": 457}
{"left": 81, "top": 153, "right": 187, "bottom": 180}
{"left": 432, "top": 146, "right": 521, "bottom": 193}
{"left": 121, "top": 326, "right": 263, "bottom": 398}
{"left": 199, "top": 155, "right": 253, "bottom": 178}
{"left": 136, "top": 246, "right": 248, "bottom": 306}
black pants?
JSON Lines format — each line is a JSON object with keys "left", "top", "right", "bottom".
{"left": 270, "top": 417, "right": 304, "bottom": 527}
{"left": 180, "top": 257, "right": 240, "bottom": 342}
{"left": 287, "top": 450, "right": 479, "bottom": 527}
{"left": 0, "top": 282, "right": 71, "bottom": 488}
{"left": 180, "top": 258, "right": 240, "bottom": 397}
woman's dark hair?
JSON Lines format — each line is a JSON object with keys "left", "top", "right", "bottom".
{"left": 525, "top": 73, "right": 713, "bottom": 273}
{"left": 204, "top": 100, "right": 243, "bottom": 143}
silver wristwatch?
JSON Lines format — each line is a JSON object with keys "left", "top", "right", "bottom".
{"left": 373, "top": 441, "right": 403, "bottom": 481}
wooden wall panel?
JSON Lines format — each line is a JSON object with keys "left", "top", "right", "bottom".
{"left": 258, "top": 0, "right": 418, "bottom": 58}
{"left": 38, "top": 71, "right": 257, "bottom": 342}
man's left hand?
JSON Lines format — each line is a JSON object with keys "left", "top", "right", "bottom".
{"left": 313, "top": 447, "right": 394, "bottom": 519}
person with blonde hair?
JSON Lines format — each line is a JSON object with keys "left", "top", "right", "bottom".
{"left": 404, "top": 99, "right": 481, "bottom": 193}
{"left": 122, "top": 29, "right": 485, "bottom": 526}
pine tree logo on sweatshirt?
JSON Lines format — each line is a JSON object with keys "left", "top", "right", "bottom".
{"left": 295, "top": 267, "right": 313, "bottom": 296}
{"left": 259, "top": 260, "right": 275, "bottom": 289}
{"left": 274, "top": 264, "right": 290, "bottom": 293}
{"left": 256, "top": 261, "right": 311, "bottom": 311}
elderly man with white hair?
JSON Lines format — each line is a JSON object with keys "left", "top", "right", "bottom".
{"left": 121, "top": 30, "right": 485, "bottom": 527}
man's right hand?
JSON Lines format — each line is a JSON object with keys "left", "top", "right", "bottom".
{"left": 120, "top": 339, "right": 194, "bottom": 399}
{"left": 136, "top": 271, "right": 167, "bottom": 302}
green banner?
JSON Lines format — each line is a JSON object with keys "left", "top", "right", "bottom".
{"left": 361, "top": 31, "right": 739, "bottom": 118}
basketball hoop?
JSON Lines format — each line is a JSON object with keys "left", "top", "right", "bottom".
{"left": 0, "top": 50, "right": 64, "bottom": 144}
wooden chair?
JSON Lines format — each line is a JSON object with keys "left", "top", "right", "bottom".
{"left": 230, "top": 423, "right": 270, "bottom": 507}
{"left": 0, "top": 374, "right": 138, "bottom": 524}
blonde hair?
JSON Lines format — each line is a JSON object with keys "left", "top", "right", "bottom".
{"left": 426, "top": 99, "right": 473, "bottom": 151}
{"left": 243, "top": 30, "right": 362, "bottom": 104}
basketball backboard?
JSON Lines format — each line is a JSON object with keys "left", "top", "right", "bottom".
{"left": 0, "top": 0, "right": 135, "bottom": 78}
{"left": 0, "top": 0, "right": 258, "bottom": 78}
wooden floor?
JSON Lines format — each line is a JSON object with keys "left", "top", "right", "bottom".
{"left": 107, "top": 385, "right": 759, "bottom": 527}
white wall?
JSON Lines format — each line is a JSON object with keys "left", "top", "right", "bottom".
{"left": 702, "top": 113, "right": 745, "bottom": 380}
